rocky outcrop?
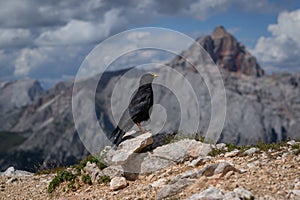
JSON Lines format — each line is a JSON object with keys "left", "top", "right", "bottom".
{"left": 103, "top": 136, "right": 212, "bottom": 180}
{"left": 0, "top": 78, "right": 44, "bottom": 131}
{"left": 1, "top": 138, "right": 300, "bottom": 199}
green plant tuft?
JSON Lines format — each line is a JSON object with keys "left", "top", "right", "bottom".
{"left": 98, "top": 175, "right": 111, "bottom": 185}
{"left": 48, "top": 170, "right": 77, "bottom": 193}
{"left": 82, "top": 174, "right": 92, "bottom": 185}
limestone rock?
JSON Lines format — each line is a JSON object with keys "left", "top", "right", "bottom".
{"left": 1, "top": 166, "right": 32, "bottom": 177}
{"left": 215, "top": 143, "right": 226, "bottom": 149}
{"left": 110, "top": 177, "right": 127, "bottom": 191}
{"left": 244, "top": 147, "right": 259, "bottom": 155}
{"left": 186, "top": 186, "right": 224, "bottom": 200}
{"left": 189, "top": 156, "right": 211, "bottom": 167}
{"left": 287, "top": 140, "right": 297, "bottom": 146}
{"left": 150, "top": 178, "right": 167, "bottom": 188}
{"left": 233, "top": 187, "right": 254, "bottom": 199}
{"left": 156, "top": 162, "right": 240, "bottom": 199}
{"left": 198, "top": 162, "right": 240, "bottom": 177}
{"left": 152, "top": 139, "right": 212, "bottom": 163}
{"left": 200, "top": 26, "right": 264, "bottom": 77}
{"left": 157, "top": 178, "right": 195, "bottom": 200}
{"left": 2, "top": 166, "right": 15, "bottom": 176}
{"left": 224, "top": 149, "right": 240, "bottom": 157}
{"left": 101, "top": 165, "right": 124, "bottom": 178}
{"left": 140, "top": 155, "right": 175, "bottom": 174}
{"left": 106, "top": 132, "right": 153, "bottom": 165}
{"left": 83, "top": 161, "right": 101, "bottom": 182}
{"left": 287, "top": 190, "right": 300, "bottom": 199}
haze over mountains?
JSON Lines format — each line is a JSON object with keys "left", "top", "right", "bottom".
{"left": 0, "top": 26, "right": 299, "bottom": 172}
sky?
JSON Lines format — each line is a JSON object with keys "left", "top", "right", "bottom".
{"left": 0, "top": 0, "right": 300, "bottom": 87}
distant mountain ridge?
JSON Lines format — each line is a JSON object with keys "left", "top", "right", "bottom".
{"left": 0, "top": 26, "right": 299, "bottom": 172}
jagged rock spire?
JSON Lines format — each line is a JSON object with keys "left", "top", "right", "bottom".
{"left": 200, "top": 26, "right": 264, "bottom": 77}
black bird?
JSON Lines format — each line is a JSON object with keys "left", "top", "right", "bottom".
{"left": 109, "top": 73, "right": 158, "bottom": 147}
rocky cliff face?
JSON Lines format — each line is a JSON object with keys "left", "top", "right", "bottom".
{"left": 0, "top": 27, "right": 299, "bottom": 172}
{"left": 199, "top": 26, "right": 264, "bottom": 77}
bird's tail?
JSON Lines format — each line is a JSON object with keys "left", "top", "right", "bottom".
{"left": 109, "top": 126, "right": 125, "bottom": 149}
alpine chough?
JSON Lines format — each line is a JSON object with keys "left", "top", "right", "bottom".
{"left": 109, "top": 73, "right": 158, "bottom": 147}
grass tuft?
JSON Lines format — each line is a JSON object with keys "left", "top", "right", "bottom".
{"left": 48, "top": 170, "right": 77, "bottom": 193}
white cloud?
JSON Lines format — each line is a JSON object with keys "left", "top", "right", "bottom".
{"left": 188, "top": 0, "right": 230, "bottom": 20}
{"left": 0, "top": 0, "right": 294, "bottom": 81}
{"left": 14, "top": 47, "right": 48, "bottom": 76}
{"left": 253, "top": 9, "right": 300, "bottom": 72}
{"left": 36, "top": 9, "right": 126, "bottom": 45}
{"left": 0, "top": 28, "right": 32, "bottom": 48}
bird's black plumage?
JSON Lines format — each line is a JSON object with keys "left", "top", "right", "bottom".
{"left": 109, "top": 73, "right": 157, "bottom": 148}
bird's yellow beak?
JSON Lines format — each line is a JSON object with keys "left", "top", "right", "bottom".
{"left": 153, "top": 74, "right": 159, "bottom": 78}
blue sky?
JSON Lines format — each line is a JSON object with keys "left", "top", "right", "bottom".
{"left": 0, "top": 0, "right": 299, "bottom": 87}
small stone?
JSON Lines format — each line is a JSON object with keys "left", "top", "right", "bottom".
{"left": 6, "top": 177, "right": 18, "bottom": 184}
{"left": 101, "top": 165, "right": 124, "bottom": 178}
{"left": 14, "top": 170, "right": 33, "bottom": 176}
{"left": 287, "top": 140, "right": 297, "bottom": 146}
{"left": 294, "top": 182, "right": 300, "bottom": 190}
{"left": 2, "top": 166, "right": 15, "bottom": 176}
{"left": 282, "top": 152, "right": 290, "bottom": 158}
{"left": 247, "top": 163, "right": 256, "bottom": 168}
{"left": 150, "top": 178, "right": 167, "bottom": 188}
{"left": 189, "top": 156, "right": 211, "bottom": 167}
{"left": 110, "top": 177, "right": 127, "bottom": 191}
{"left": 244, "top": 147, "right": 259, "bottom": 155}
{"left": 224, "top": 171, "right": 234, "bottom": 180}
{"left": 157, "top": 178, "right": 195, "bottom": 200}
{"left": 83, "top": 161, "right": 101, "bottom": 182}
{"left": 224, "top": 191, "right": 240, "bottom": 200}
{"left": 233, "top": 187, "right": 254, "bottom": 199}
{"left": 224, "top": 149, "right": 240, "bottom": 157}
{"left": 214, "top": 162, "right": 240, "bottom": 177}
{"left": 186, "top": 186, "right": 224, "bottom": 200}
{"left": 287, "top": 190, "right": 300, "bottom": 199}
{"left": 216, "top": 143, "right": 226, "bottom": 149}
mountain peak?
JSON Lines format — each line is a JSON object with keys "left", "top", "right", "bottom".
{"left": 199, "top": 26, "right": 265, "bottom": 77}
{"left": 212, "top": 26, "right": 229, "bottom": 39}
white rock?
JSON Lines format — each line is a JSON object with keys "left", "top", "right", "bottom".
{"left": 2, "top": 166, "right": 15, "bottom": 176}
{"left": 101, "top": 165, "right": 123, "bottom": 178}
{"left": 14, "top": 170, "right": 33, "bottom": 176}
{"left": 287, "top": 140, "right": 297, "bottom": 146}
{"left": 216, "top": 143, "right": 226, "bottom": 149}
{"left": 244, "top": 147, "right": 259, "bottom": 155}
{"left": 233, "top": 187, "right": 254, "bottom": 199}
{"left": 108, "top": 132, "right": 153, "bottom": 165}
{"left": 110, "top": 177, "right": 127, "bottom": 191}
{"left": 187, "top": 186, "right": 224, "bottom": 200}
{"left": 189, "top": 156, "right": 211, "bottom": 167}
{"left": 6, "top": 177, "right": 18, "bottom": 184}
{"left": 83, "top": 161, "right": 101, "bottom": 182}
{"left": 150, "top": 178, "right": 167, "bottom": 188}
{"left": 294, "top": 182, "right": 300, "bottom": 190}
{"left": 287, "top": 190, "right": 300, "bottom": 199}
{"left": 224, "top": 149, "right": 240, "bottom": 157}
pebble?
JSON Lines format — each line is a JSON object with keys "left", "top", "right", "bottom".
{"left": 216, "top": 143, "right": 226, "bottom": 149}
{"left": 244, "top": 147, "right": 259, "bottom": 155}
{"left": 110, "top": 177, "right": 127, "bottom": 191}
{"left": 287, "top": 140, "right": 297, "bottom": 146}
{"left": 224, "top": 149, "right": 240, "bottom": 157}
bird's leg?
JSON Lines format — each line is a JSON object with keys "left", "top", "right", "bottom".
{"left": 136, "top": 123, "right": 144, "bottom": 133}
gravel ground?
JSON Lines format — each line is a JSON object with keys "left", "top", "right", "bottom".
{"left": 1, "top": 146, "right": 300, "bottom": 200}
